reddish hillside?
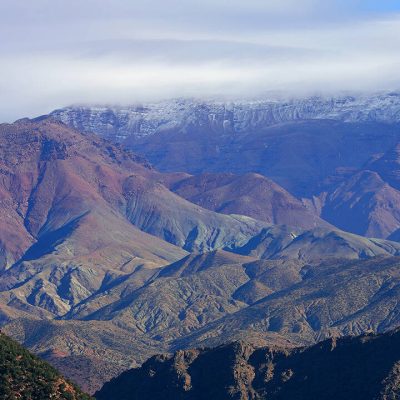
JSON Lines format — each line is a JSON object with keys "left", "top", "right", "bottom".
{"left": 321, "top": 170, "right": 400, "bottom": 238}
{"left": 171, "top": 172, "right": 328, "bottom": 229}
{"left": 0, "top": 118, "right": 268, "bottom": 324}
{"left": 0, "top": 118, "right": 185, "bottom": 273}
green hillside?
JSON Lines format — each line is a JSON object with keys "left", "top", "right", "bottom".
{"left": 0, "top": 332, "right": 92, "bottom": 400}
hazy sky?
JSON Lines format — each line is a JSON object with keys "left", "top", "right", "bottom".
{"left": 1, "top": 0, "right": 400, "bottom": 121}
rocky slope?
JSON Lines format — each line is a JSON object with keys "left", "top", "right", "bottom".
{"left": 0, "top": 331, "right": 91, "bottom": 400}
{"left": 95, "top": 328, "right": 400, "bottom": 400}
{"left": 59, "top": 254, "right": 400, "bottom": 349}
{"left": 6, "top": 253, "right": 400, "bottom": 394}
{"left": 5, "top": 252, "right": 400, "bottom": 391}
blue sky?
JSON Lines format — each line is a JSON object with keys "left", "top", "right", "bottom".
{"left": 361, "top": 0, "right": 400, "bottom": 12}
{"left": 0, "top": 0, "right": 399, "bottom": 121}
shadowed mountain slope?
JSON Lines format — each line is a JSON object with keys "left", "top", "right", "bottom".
{"left": 49, "top": 100, "right": 400, "bottom": 196}
{"left": 371, "top": 143, "right": 400, "bottom": 191}
{"left": 321, "top": 170, "right": 400, "bottom": 238}
{"left": 126, "top": 119, "right": 400, "bottom": 198}
{"left": 95, "top": 329, "right": 400, "bottom": 400}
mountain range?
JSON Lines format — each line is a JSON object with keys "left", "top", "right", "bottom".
{"left": 50, "top": 93, "right": 400, "bottom": 142}
{"left": 3, "top": 93, "right": 400, "bottom": 394}
{"left": 49, "top": 93, "right": 400, "bottom": 239}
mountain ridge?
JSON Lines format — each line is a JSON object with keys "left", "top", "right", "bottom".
{"left": 95, "top": 328, "right": 400, "bottom": 400}
{"left": 49, "top": 93, "right": 400, "bottom": 142}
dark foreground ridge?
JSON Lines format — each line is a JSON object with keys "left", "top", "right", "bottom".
{"left": 96, "top": 328, "right": 400, "bottom": 400}
{"left": 0, "top": 332, "right": 92, "bottom": 400}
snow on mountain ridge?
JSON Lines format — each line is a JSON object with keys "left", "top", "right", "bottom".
{"left": 50, "top": 93, "right": 400, "bottom": 141}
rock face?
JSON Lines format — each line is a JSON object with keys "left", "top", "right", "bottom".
{"left": 95, "top": 328, "right": 400, "bottom": 400}
{"left": 0, "top": 332, "right": 91, "bottom": 400}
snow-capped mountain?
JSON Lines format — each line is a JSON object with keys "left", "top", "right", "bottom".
{"left": 49, "top": 92, "right": 400, "bottom": 142}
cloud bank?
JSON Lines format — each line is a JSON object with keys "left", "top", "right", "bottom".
{"left": 0, "top": 0, "right": 399, "bottom": 121}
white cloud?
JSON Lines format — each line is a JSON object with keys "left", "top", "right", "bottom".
{"left": 0, "top": 1, "right": 399, "bottom": 121}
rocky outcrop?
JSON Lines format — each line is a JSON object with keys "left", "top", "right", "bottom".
{"left": 95, "top": 328, "right": 400, "bottom": 400}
